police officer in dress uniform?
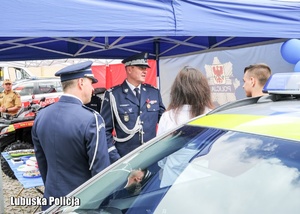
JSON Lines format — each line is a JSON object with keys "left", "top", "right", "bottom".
{"left": 0, "top": 79, "right": 21, "bottom": 116}
{"left": 100, "top": 52, "right": 165, "bottom": 163}
{"left": 31, "top": 61, "right": 110, "bottom": 211}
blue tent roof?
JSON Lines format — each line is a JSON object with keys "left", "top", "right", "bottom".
{"left": 1, "top": 0, "right": 299, "bottom": 61}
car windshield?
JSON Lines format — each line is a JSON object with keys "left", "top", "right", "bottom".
{"left": 54, "top": 125, "right": 300, "bottom": 214}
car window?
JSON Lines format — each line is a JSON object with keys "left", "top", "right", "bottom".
{"left": 14, "top": 82, "right": 34, "bottom": 96}
{"left": 36, "top": 80, "right": 62, "bottom": 94}
{"left": 53, "top": 126, "right": 300, "bottom": 214}
{"left": 54, "top": 80, "right": 63, "bottom": 92}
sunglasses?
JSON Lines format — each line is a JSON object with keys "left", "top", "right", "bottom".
{"left": 5, "top": 83, "right": 12, "bottom": 85}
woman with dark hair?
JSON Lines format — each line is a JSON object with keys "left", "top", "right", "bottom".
{"left": 157, "top": 66, "right": 214, "bottom": 135}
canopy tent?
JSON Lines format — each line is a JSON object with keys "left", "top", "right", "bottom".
{"left": 1, "top": 0, "right": 300, "bottom": 62}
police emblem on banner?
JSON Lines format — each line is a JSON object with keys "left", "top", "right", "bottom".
{"left": 212, "top": 64, "right": 225, "bottom": 84}
{"left": 205, "top": 57, "right": 240, "bottom": 107}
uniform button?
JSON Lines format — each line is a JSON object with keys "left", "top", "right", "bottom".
{"left": 140, "top": 111, "right": 142, "bottom": 114}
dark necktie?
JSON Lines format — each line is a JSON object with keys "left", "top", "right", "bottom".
{"left": 134, "top": 88, "right": 141, "bottom": 102}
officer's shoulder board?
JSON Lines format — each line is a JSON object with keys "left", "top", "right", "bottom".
{"left": 106, "top": 88, "right": 113, "bottom": 93}
{"left": 142, "top": 83, "right": 158, "bottom": 90}
{"left": 82, "top": 105, "right": 99, "bottom": 115}
{"left": 13, "top": 90, "right": 21, "bottom": 97}
{"left": 107, "top": 84, "right": 122, "bottom": 92}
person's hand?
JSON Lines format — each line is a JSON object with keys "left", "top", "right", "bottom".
{"left": 0, "top": 107, "right": 6, "bottom": 112}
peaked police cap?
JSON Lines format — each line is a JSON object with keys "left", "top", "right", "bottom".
{"left": 122, "top": 52, "right": 150, "bottom": 68}
{"left": 55, "top": 61, "right": 98, "bottom": 83}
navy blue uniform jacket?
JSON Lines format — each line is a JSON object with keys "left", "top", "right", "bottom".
{"left": 101, "top": 81, "right": 165, "bottom": 162}
{"left": 32, "top": 95, "right": 110, "bottom": 209}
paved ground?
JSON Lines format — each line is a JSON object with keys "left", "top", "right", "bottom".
{"left": 2, "top": 173, "right": 43, "bottom": 213}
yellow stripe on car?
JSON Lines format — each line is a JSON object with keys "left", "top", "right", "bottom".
{"left": 7, "top": 124, "right": 16, "bottom": 133}
{"left": 189, "top": 114, "right": 300, "bottom": 141}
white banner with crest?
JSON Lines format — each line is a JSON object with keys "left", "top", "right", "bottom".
{"left": 159, "top": 42, "right": 294, "bottom": 108}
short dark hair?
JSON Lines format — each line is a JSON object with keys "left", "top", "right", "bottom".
{"left": 244, "top": 63, "right": 272, "bottom": 86}
{"left": 61, "top": 79, "right": 77, "bottom": 91}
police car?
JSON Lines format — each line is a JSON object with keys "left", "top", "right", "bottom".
{"left": 46, "top": 73, "right": 300, "bottom": 214}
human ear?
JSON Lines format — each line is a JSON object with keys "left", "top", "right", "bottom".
{"left": 250, "top": 77, "right": 256, "bottom": 87}
{"left": 78, "top": 78, "right": 84, "bottom": 87}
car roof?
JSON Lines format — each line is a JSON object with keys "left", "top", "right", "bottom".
{"left": 189, "top": 95, "right": 300, "bottom": 142}
{"left": 12, "top": 77, "right": 60, "bottom": 84}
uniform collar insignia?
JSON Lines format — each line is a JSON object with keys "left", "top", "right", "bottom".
{"left": 124, "top": 89, "right": 129, "bottom": 93}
